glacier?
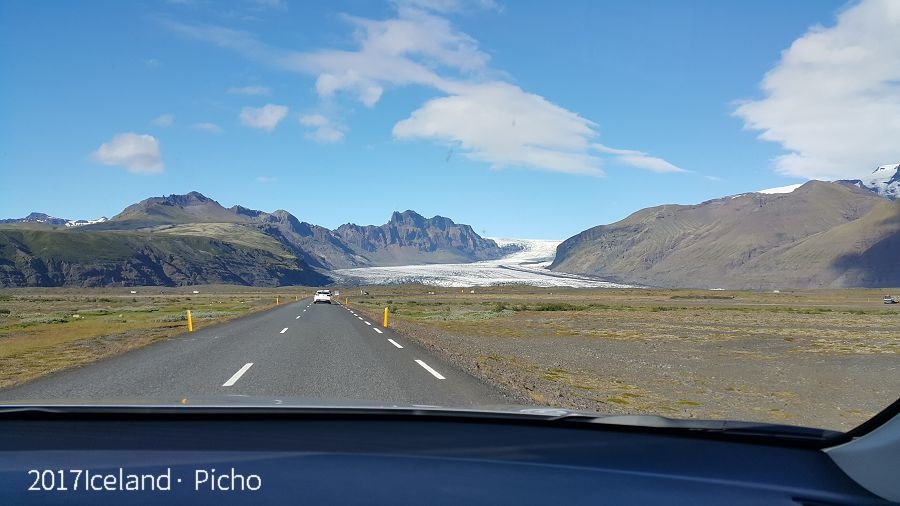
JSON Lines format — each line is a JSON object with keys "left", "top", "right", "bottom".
{"left": 332, "top": 238, "right": 632, "bottom": 288}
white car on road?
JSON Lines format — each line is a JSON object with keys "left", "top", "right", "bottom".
{"left": 314, "top": 290, "right": 332, "bottom": 304}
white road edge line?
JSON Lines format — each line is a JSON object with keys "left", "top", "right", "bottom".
{"left": 280, "top": 327, "right": 288, "bottom": 334}
{"left": 373, "top": 328, "right": 383, "bottom": 334}
{"left": 364, "top": 321, "right": 372, "bottom": 326}
{"left": 415, "top": 360, "right": 445, "bottom": 380}
{"left": 388, "top": 339, "right": 403, "bottom": 349}
{"left": 222, "top": 363, "right": 254, "bottom": 387}
{"left": 295, "top": 315, "right": 301, "bottom": 319}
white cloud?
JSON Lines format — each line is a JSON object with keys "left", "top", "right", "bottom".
{"left": 592, "top": 144, "right": 686, "bottom": 173}
{"left": 734, "top": 0, "right": 900, "bottom": 180}
{"left": 152, "top": 113, "right": 174, "bottom": 127}
{"left": 239, "top": 103, "right": 288, "bottom": 131}
{"left": 256, "top": 175, "right": 278, "bottom": 183}
{"left": 394, "top": 82, "right": 602, "bottom": 175}
{"left": 165, "top": 6, "right": 680, "bottom": 176}
{"left": 192, "top": 122, "right": 223, "bottom": 133}
{"left": 144, "top": 58, "right": 161, "bottom": 69}
{"left": 227, "top": 85, "right": 271, "bottom": 96}
{"left": 91, "top": 133, "right": 163, "bottom": 174}
{"left": 299, "top": 114, "right": 345, "bottom": 143}
{"left": 308, "top": 126, "right": 344, "bottom": 143}
{"left": 299, "top": 114, "right": 329, "bottom": 127}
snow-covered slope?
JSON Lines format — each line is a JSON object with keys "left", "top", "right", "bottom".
{"left": 843, "top": 164, "right": 899, "bottom": 200}
{"left": 490, "top": 238, "right": 560, "bottom": 264}
{"left": 333, "top": 238, "right": 632, "bottom": 288}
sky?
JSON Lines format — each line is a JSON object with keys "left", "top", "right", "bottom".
{"left": 2, "top": 0, "right": 899, "bottom": 239}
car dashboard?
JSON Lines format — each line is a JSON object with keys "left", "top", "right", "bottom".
{"left": 0, "top": 407, "right": 894, "bottom": 505}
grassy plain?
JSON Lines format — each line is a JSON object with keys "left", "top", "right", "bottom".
{"left": 0, "top": 286, "right": 311, "bottom": 389}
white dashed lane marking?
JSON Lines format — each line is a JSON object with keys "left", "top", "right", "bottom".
{"left": 374, "top": 328, "right": 383, "bottom": 334}
{"left": 388, "top": 339, "right": 403, "bottom": 349}
{"left": 222, "top": 363, "right": 254, "bottom": 387}
{"left": 280, "top": 327, "right": 288, "bottom": 334}
{"left": 414, "top": 360, "right": 445, "bottom": 380}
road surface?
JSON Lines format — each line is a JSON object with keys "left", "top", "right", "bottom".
{"left": 0, "top": 299, "right": 507, "bottom": 407}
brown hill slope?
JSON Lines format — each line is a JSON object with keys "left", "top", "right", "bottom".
{"left": 550, "top": 181, "right": 899, "bottom": 289}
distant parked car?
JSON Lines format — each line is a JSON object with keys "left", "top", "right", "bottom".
{"left": 884, "top": 295, "right": 898, "bottom": 304}
{"left": 314, "top": 290, "right": 332, "bottom": 304}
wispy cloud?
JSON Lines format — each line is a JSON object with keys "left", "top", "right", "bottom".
{"left": 248, "top": 0, "right": 287, "bottom": 10}
{"left": 152, "top": 113, "right": 174, "bottom": 127}
{"left": 256, "top": 175, "right": 278, "bottom": 183}
{"left": 733, "top": 0, "right": 900, "bottom": 180}
{"left": 91, "top": 133, "right": 163, "bottom": 174}
{"left": 192, "top": 122, "right": 223, "bottom": 133}
{"left": 392, "top": 0, "right": 501, "bottom": 13}
{"left": 164, "top": 4, "right": 679, "bottom": 176}
{"left": 144, "top": 58, "right": 161, "bottom": 69}
{"left": 592, "top": 144, "right": 686, "bottom": 173}
{"left": 299, "top": 114, "right": 345, "bottom": 143}
{"left": 239, "top": 103, "right": 288, "bottom": 131}
{"left": 227, "top": 85, "right": 271, "bottom": 96}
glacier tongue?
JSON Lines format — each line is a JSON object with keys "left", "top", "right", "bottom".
{"left": 332, "top": 238, "right": 632, "bottom": 288}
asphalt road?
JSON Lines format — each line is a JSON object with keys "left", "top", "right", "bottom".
{"left": 0, "top": 299, "right": 507, "bottom": 407}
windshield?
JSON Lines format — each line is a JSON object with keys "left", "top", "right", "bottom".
{"left": 0, "top": 0, "right": 898, "bottom": 433}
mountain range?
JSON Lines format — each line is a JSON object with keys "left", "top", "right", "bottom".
{"left": 2, "top": 164, "right": 898, "bottom": 289}
{"left": 0, "top": 192, "right": 508, "bottom": 287}
{"left": 0, "top": 212, "right": 108, "bottom": 228}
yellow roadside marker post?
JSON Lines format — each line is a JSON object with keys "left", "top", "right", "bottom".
{"left": 383, "top": 307, "right": 389, "bottom": 328}
{"left": 187, "top": 310, "right": 193, "bottom": 332}
{"left": 276, "top": 296, "right": 279, "bottom": 305}
{"left": 345, "top": 297, "right": 348, "bottom": 305}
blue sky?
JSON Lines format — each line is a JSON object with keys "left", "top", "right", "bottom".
{"left": 2, "top": 0, "right": 898, "bottom": 239}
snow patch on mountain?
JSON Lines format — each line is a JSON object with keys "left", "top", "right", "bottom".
{"left": 756, "top": 183, "right": 804, "bottom": 195}
{"left": 332, "top": 238, "right": 632, "bottom": 288}
{"left": 65, "top": 217, "right": 109, "bottom": 227}
{"left": 843, "top": 163, "right": 899, "bottom": 200}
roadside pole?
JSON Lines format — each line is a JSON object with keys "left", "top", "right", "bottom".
{"left": 187, "top": 310, "right": 193, "bottom": 332}
{"left": 383, "top": 307, "right": 389, "bottom": 328}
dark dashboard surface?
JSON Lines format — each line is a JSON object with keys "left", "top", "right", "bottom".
{"left": 0, "top": 410, "right": 890, "bottom": 505}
